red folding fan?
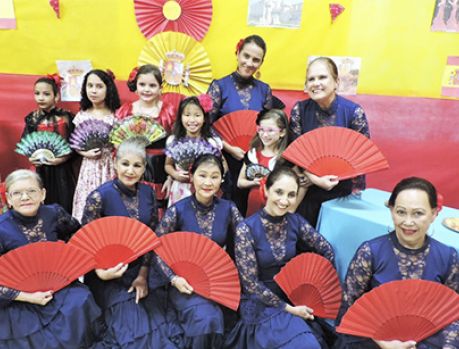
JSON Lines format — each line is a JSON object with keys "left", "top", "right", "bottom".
{"left": 134, "top": 0, "right": 212, "bottom": 41}
{"left": 282, "top": 126, "right": 389, "bottom": 179}
{"left": 212, "top": 110, "right": 259, "bottom": 152}
{"left": 154, "top": 231, "right": 241, "bottom": 310}
{"left": 69, "top": 216, "right": 160, "bottom": 269}
{"left": 336, "top": 279, "right": 459, "bottom": 342}
{"left": 0, "top": 241, "right": 95, "bottom": 292}
{"left": 274, "top": 252, "right": 341, "bottom": 319}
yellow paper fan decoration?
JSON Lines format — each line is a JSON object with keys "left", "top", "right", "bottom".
{"left": 138, "top": 31, "right": 212, "bottom": 96}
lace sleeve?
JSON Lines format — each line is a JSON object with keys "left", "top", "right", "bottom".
{"left": 288, "top": 102, "right": 302, "bottom": 141}
{"left": 350, "top": 106, "right": 370, "bottom": 138}
{"left": 445, "top": 249, "right": 459, "bottom": 292}
{"left": 55, "top": 205, "right": 81, "bottom": 241}
{"left": 336, "top": 242, "right": 373, "bottom": 324}
{"left": 207, "top": 80, "right": 222, "bottom": 123}
{"left": 235, "top": 222, "right": 286, "bottom": 308}
{"left": 148, "top": 189, "right": 158, "bottom": 230}
{"left": 0, "top": 243, "right": 20, "bottom": 300}
{"left": 299, "top": 219, "right": 335, "bottom": 265}
{"left": 81, "top": 191, "right": 103, "bottom": 225}
{"left": 263, "top": 85, "right": 273, "bottom": 111}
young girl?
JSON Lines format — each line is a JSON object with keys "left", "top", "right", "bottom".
{"left": 164, "top": 95, "right": 223, "bottom": 206}
{"left": 72, "top": 69, "right": 120, "bottom": 221}
{"left": 237, "top": 109, "right": 288, "bottom": 216}
{"left": 22, "top": 75, "right": 76, "bottom": 214}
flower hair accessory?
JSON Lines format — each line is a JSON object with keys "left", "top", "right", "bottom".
{"left": 46, "top": 73, "right": 63, "bottom": 89}
{"left": 128, "top": 66, "right": 139, "bottom": 83}
{"left": 106, "top": 69, "right": 116, "bottom": 80}
{"left": 235, "top": 38, "right": 244, "bottom": 55}
{"left": 437, "top": 193, "right": 444, "bottom": 213}
{"left": 197, "top": 93, "right": 213, "bottom": 113}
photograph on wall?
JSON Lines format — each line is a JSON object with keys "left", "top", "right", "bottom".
{"left": 441, "top": 56, "right": 459, "bottom": 98}
{"left": 308, "top": 56, "right": 362, "bottom": 95}
{"left": 247, "top": 0, "right": 304, "bottom": 28}
{"left": 0, "top": 0, "right": 16, "bottom": 29}
{"left": 56, "top": 60, "right": 93, "bottom": 101}
{"left": 431, "top": 0, "right": 459, "bottom": 33}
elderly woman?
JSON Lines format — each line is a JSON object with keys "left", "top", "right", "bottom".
{"left": 207, "top": 34, "right": 273, "bottom": 215}
{"left": 0, "top": 169, "right": 101, "bottom": 348}
{"left": 288, "top": 57, "right": 370, "bottom": 227}
{"left": 335, "top": 177, "right": 459, "bottom": 349}
{"left": 82, "top": 137, "right": 182, "bottom": 349}
{"left": 225, "top": 166, "right": 336, "bottom": 349}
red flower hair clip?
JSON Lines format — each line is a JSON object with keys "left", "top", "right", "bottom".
{"left": 128, "top": 66, "right": 139, "bottom": 83}
{"left": 197, "top": 93, "right": 213, "bottom": 113}
{"left": 235, "top": 38, "right": 244, "bottom": 55}
{"left": 106, "top": 69, "right": 116, "bottom": 80}
{"left": 46, "top": 73, "right": 63, "bottom": 89}
{"left": 437, "top": 193, "right": 444, "bottom": 213}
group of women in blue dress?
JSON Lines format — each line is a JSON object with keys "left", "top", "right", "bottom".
{"left": 1, "top": 33, "right": 458, "bottom": 348}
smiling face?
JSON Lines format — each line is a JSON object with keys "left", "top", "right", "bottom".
{"left": 264, "top": 174, "right": 298, "bottom": 217}
{"left": 390, "top": 189, "right": 437, "bottom": 249}
{"left": 86, "top": 73, "right": 107, "bottom": 107}
{"left": 136, "top": 72, "right": 161, "bottom": 104}
{"left": 114, "top": 153, "right": 146, "bottom": 190}
{"left": 34, "top": 82, "right": 58, "bottom": 112}
{"left": 256, "top": 118, "right": 286, "bottom": 149}
{"left": 305, "top": 60, "right": 339, "bottom": 108}
{"left": 181, "top": 103, "right": 204, "bottom": 137}
{"left": 192, "top": 161, "right": 222, "bottom": 205}
{"left": 237, "top": 42, "right": 264, "bottom": 79}
{"left": 7, "top": 178, "right": 45, "bottom": 217}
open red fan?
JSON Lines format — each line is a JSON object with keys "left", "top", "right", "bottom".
{"left": 69, "top": 217, "right": 160, "bottom": 269}
{"left": 134, "top": 0, "right": 212, "bottom": 41}
{"left": 212, "top": 110, "right": 258, "bottom": 152}
{"left": 274, "top": 253, "right": 341, "bottom": 319}
{"left": 282, "top": 126, "right": 389, "bottom": 179}
{"left": 336, "top": 279, "right": 459, "bottom": 342}
{"left": 154, "top": 232, "right": 241, "bottom": 310}
{"left": 0, "top": 241, "right": 95, "bottom": 292}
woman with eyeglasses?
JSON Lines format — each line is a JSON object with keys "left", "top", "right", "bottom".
{"left": 288, "top": 57, "right": 370, "bottom": 227}
{"left": 0, "top": 169, "right": 102, "bottom": 348}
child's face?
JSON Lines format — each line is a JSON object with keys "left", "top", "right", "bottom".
{"left": 86, "top": 74, "right": 107, "bottom": 107}
{"left": 136, "top": 73, "right": 161, "bottom": 103}
{"left": 256, "top": 118, "right": 285, "bottom": 149}
{"left": 182, "top": 103, "right": 204, "bottom": 137}
{"left": 34, "top": 82, "right": 57, "bottom": 112}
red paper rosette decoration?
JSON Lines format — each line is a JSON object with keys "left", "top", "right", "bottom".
{"left": 329, "top": 3, "right": 345, "bottom": 23}
{"left": 134, "top": 0, "right": 212, "bottom": 41}
{"left": 49, "top": 0, "right": 60, "bottom": 18}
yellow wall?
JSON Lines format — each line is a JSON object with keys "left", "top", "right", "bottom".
{"left": 1, "top": 0, "right": 458, "bottom": 98}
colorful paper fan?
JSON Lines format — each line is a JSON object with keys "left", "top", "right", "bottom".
{"left": 282, "top": 126, "right": 389, "bottom": 179}
{"left": 0, "top": 241, "right": 95, "bottom": 292}
{"left": 134, "top": 0, "right": 212, "bottom": 41}
{"left": 15, "top": 131, "right": 72, "bottom": 164}
{"left": 212, "top": 110, "right": 259, "bottom": 152}
{"left": 162, "top": 92, "right": 186, "bottom": 111}
{"left": 69, "top": 216, "right": 160, "bottom": 269}
{"left": 246, "top": 163, "right": 270, "bottom": 181}
{"left": 69, "top": 119, "right": 112, "bottom": 151}
{"left": 138, "top": 31, "right": 212, "bottom": 95}
{"left": 154, "top": 232, "right": 241, "bottom": 310}
{"left": 109, "top": 116, "right": 167, "bottom": 146}
{"left": 274, "top": 253, "right": 341, "bottom": 319}
{"left": 165, "top": 137, "right": 221, "bottom": 171}
{"left": 336, "top": 279, "right": 459, "bottom": 342}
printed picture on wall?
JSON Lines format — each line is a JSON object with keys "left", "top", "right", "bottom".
{"left": 56, "top": 60, "right": 93, "bottom": 101}
{"left": 308, "top": 56, "right": 362, "bottom": 95}
{"left": 0, "top": 0, "right": 16, "bottom": 29}
{"left": 247, "top": 0, "right": 304, "bottom": 28}
{"left": 441, "top": 56, "right": 459, "bottom": 98}
{"left": 431, "top": 0, "right": 459, "bottom": 33}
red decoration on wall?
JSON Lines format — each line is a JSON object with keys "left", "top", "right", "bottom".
{"left": 49, "top": 0, "right": 60, "bottom": 18}
{"left": 329, "top": 3, "right": 345, "bottom": 23}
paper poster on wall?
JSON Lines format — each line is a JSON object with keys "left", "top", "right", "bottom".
{"left": 441, "top": 56, "right": 459, "bottom": 98}
{"left": 0, "top": 0, "right": 16, "bottom": 29}
{"left": 56, "top": 60, "right": 93, "bottom": 101}
{"left": 247, "top": 0, "right": 304, "bottom": 28}
{"left": 431, "top": 0, "right": 459, "bottom": 33}
{"left": 308, "top": 56, "right": 361, "bottom": 95}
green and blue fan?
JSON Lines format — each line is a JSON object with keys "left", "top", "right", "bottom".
{"left": 16, "top": 131, "right": 72, "bottom": 164}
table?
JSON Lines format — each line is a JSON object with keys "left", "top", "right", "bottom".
{"left": 316, "top": 188, "right": 459, "bottom": 282}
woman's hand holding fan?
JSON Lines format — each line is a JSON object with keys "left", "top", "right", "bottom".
{"left": 95, "top": 262, "right": 128, "bottom": 281}
{"left": 374, "top": 340, "right": 417, "bottom": 349}
{"left": 15, "top": 290, "right": 54, "bottom": 306}
{"left": 285, "top": 304, "right": 315, "bottom": 320}
{"left": 306, "top": 172, "right": 339, "bottom": 191}
{"left": 171, "top": 275, "right": 194, "bottom": 295}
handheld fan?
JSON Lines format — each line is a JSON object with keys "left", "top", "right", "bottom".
{"left": 246, "top": 163, "right": 270, "bottom": 181}
{"left": 69, "top": 216, "right": 160, "bottom": 269}
{"left": 165, "top": 138, "right": 220, "bottom": 171}
{"left": 0, "top": 241, "right": 95, "bottom": 292}
{"left": 336, "top": 279, "right": 459, "bottom": 342}
{"left": 69, "top": 119, "right": 112, "bottom": 151}
{"left": 282, "top": 126, "right": 389, "bottom": 179}
{"left": 212, "top": 110, "right": 258, "bottom": 152}
{"left": 16, "top": 132, "right": 72, "bottom": 164}
{"left": 274, "top": 253, "right": 341, "bottom": 319}
{"left": 109, "top": 116, "right": 167, "bottom": 146}
{"left": 154, "top": 231, "right": 241, "bottom": 310}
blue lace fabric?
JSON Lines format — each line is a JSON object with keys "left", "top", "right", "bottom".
{"left": 340, "top": 234, "right": 459, "bottom": 347}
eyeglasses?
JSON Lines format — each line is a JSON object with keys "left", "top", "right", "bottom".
{"left": 8, "top": 188, "right": 41, "bottom": 200}
{"left": 256, "top": 126, "right": 282, "bottom": 135}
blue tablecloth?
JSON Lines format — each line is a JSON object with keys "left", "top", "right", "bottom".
{"left": 316, "top": 188, "right": 459, "bottom": 282}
